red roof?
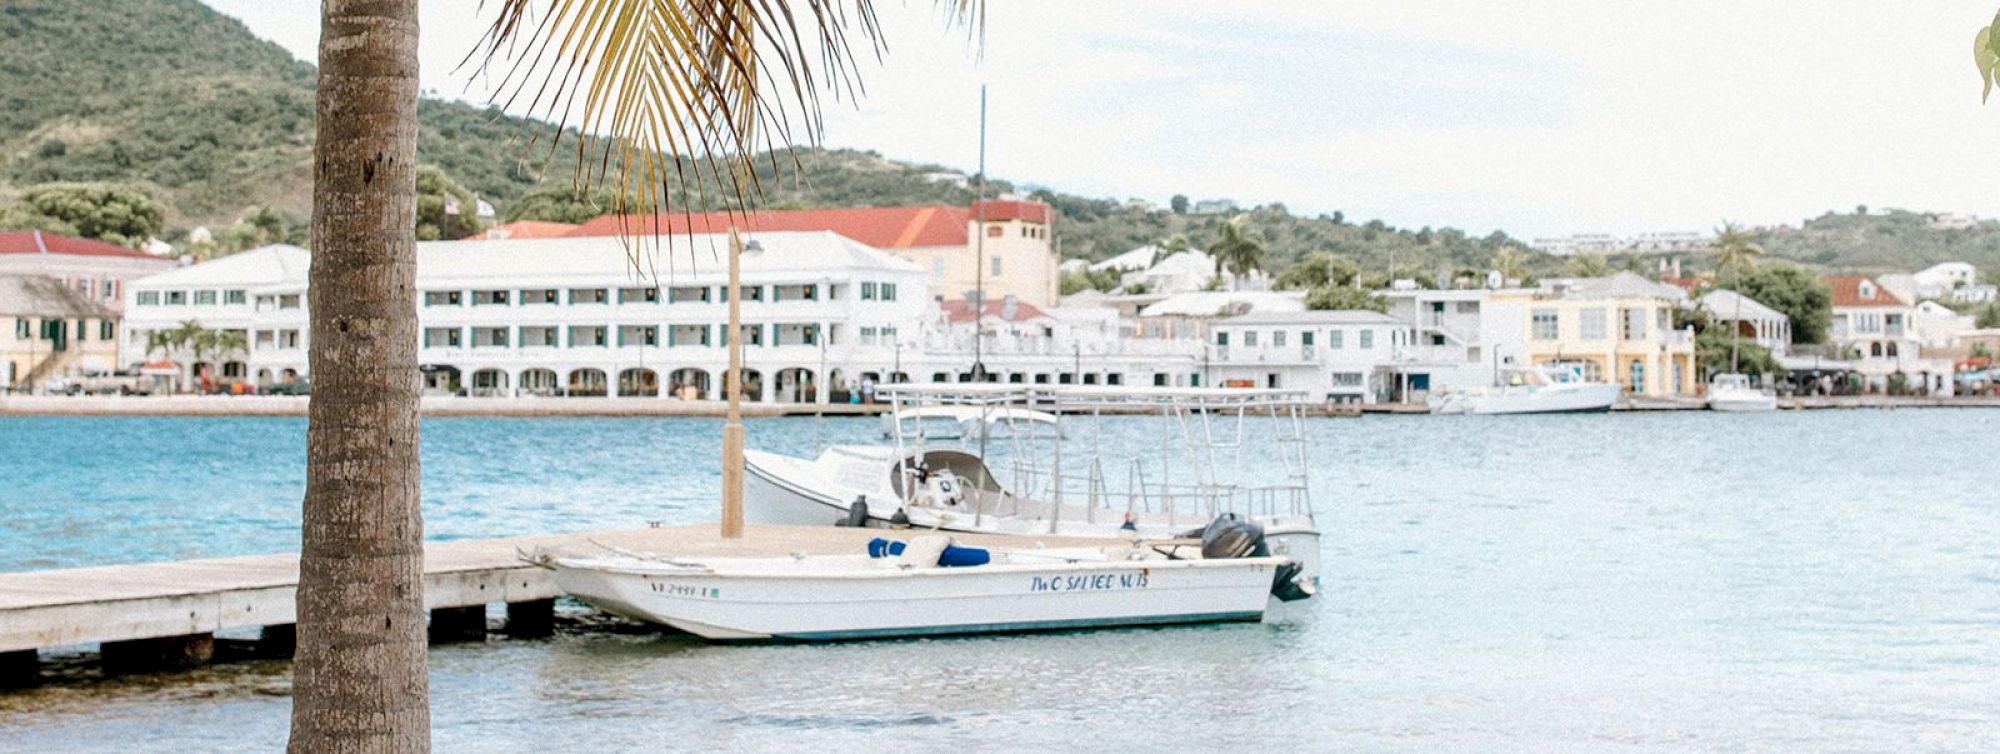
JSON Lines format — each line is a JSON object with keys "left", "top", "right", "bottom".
{"left": 565, "top": 201, "right": 1051, "bottom": 249}
{"left": 0, "top": 230, "right": 160, "bottom": 259}
{"left": 485, "top": 220, "right": 580, "bottom": 240}
{"left": 940, "top": 297, "right": 1049, "bottom": 323}
{"left": 1822, "top": 274, "right": 1906, "bottom": 308}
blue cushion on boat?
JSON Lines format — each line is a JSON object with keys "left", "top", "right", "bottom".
{"left": 867, "top": 538, "right": 907, "bottom": 558}
{"left": 938, "top": 545, "right": 990, "bottom": 567}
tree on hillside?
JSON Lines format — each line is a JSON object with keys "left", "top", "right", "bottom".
{"left": 1305, "top": 284, "right": 1386, "bottom": 312}
{"left": 1565, "top": 253, "right": 1611, "bottom": 278}
{"left": 1718, "top": 261, "right": 1832, "bottom": 344}
{"left": 503, "top": 184, "right": 618, "bottom": 224}
{"left": 1491, "top": 247, "right": 1529, "bottom": 284}
{"left": 1208, "top": 214, "right": 1265, "bottom": 286}
{"left": 1275, "top": 252, "right": 1359, "bottom": 290}
{"left": 1170, "top": 194, "right": 1188, "bottom": 214}
{"left": 1711, "top": 221, "right": 1766, "bottom": 370}
{"left": 0, "top": 183, "right": 166, "bottom": 246}
{"left": 289, "top": 1, "right": 977, "bottom": 749}
{"left": 415, "top": 165, "right": 487, "bottom": 240}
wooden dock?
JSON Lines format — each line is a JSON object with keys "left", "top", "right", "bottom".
{"left": 0, "top": 524, "right": 1108, "bottom": 686}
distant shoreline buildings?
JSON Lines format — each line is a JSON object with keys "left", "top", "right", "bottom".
{"left": 5, "top": 204, "right": 1993, "bottom": 401}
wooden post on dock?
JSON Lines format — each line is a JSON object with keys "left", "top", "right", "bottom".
{"left": 721, "top": 227, "right": 746, "bottom": 539}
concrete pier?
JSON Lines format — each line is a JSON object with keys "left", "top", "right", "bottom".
{"left": 0, "top": 525, "right": 1111, "bottom": 685}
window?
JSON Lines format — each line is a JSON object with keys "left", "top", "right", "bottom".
{"left": 223, "top": 289, "right": 246, "bottom": 305}
{"left": 99, "top": 320, "right": 115, "bottom": 340}
{"left": 1330, "top": 330, "right": 1344, "bottom": 349}
{"left": 931, "top": 258, "right": 945, "bottom": 276}
{"left": 256, "top": 295, "right": 276, "bottom": 311}
{"left": 569, "top": 326, "right": 609, "bottom": 347}
{"left": 165, "top": 290, "right": 186, "bottom": 305}
{"left": 1621, "top": 308, "right": 1646, "bottom": 340}
{"left": 618, "top": 287, "right": 658, "bottom": 304}
{"left": 986, "top": 225, "right": 1003, "bottom": 237}
{"left": 279, "top": 330, "right": 302, "bottom": 348}
{"left": 881, "top": 325, "right": 897, "bottom": 342}
{"left": 1302, "top": 331, "right": 1315, "bottom": 346}
{"left": 424, "top": 290, "right": 462, "bottom": 306}
{"left": 722, "top": 285, "right": 763, "bottom": 302}
{"left": 1532, "top": 309, "right": 1559, "bottom": 340}
{"left": 861, "top": 282, "right": 878, "bottom": 301}
{"left": 473, "top": 290, "right": 510, "bottom": 306}
{"left": 521, "top": 289, "right": 559, "bottom": 305}
{"left": 1244, "top": 331, "right": 1259, "bottom": 347}
{"left": 990, "top": 255, "right": 1003, "bottom": 277}
{"left": 1580, "top": 308, "right": 1607, "bottom": 340}
{"left": 569, "top": 288, "right": 608, "bottom": 305}
{"left": 279, "top": 294, "right": 301, "bottom": 309}
{"left": 102, "top": 279, "right": 118, "bottom": 301}
{"left": 472, "top": 327, "right": 510, "bottom": 348}
{"left": 1330, "top": 372, "right": 1364, "bottom": 387}
{"left": 881, "top": 283, "right": 897, "bottom": 301}
{"left": 1216, "top": 332, "right": 1230, "bottom": 346}
{"left": 193, "top": 290, "right": 217, "bottom": 305}
{"left": 519, "top": 326, "right": 559, "bottom": 347}
{"left": 619, "top": 325, "right": 658, "bottom": 347}
{"left": 422, "top": 328, "right": 462, "bottom": 348}
{"left": 137, "top": 291, "right": 161, "bottom": 306}
{"left": 1359, "top": 330, "right": 1374, "bottom": 349}
{"left": 668, "top": 286, "right": 708, "bottom": 303}
{"left": 860, "top": 326, "right": 878, "bottom": 345}
{"left": 1272, "top": 331, "right": 1287, "bottom": 348}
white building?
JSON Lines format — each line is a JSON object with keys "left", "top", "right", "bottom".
{"left": 1697, "top": 289, "right": 1791, "bottom": 357}
{"left": 122, "top": 234, "right": 930, "bottom": 402}
{"left": 1205, "top": 310, "right": 1402, "bottom": 403}
{"left": 1823, "top": 275, "right": 1954, "bottom": 394}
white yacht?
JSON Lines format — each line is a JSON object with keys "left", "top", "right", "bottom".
{"left": 1705, "top": 372, "right": 1777, "bottom": 412}
{"left": 1428, "top": 366, "right": 1620, "bottom": 415}
{"left": 745, "top": 384, "right": 1322, "bottom": 588}
{"left": 550, "top": 534, "right": 1298, "bottom": 641}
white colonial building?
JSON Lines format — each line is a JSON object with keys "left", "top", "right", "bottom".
{"left": 1205, "top": 310, "right": 1402, "bottom": 403}
{"left": 122, "top": 233, "right": 930, "bottom": 402}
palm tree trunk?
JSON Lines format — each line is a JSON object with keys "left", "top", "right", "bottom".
{"left": 289, "top": 1, "right": 429, "bottom": 751}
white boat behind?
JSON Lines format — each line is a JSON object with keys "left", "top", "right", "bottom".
{"left": 880, "top": 404, "right": 1063, "bottom": 440}
{"left": 551, "top": 534, "right": 1295, "bottom": 641}
{"left": 1706, "top": 372, "right": 1777, "bottom": 412}
{"left": 1428, "top": 366, "right": 1620, "bottom": 415}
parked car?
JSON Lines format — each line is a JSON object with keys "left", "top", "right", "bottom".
{"left": 261, "top": 379, "right": 312, "bottom": 396}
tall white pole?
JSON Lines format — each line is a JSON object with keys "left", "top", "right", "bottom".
{"left": 721, "top": 227, "right": 746, "bottom": 539}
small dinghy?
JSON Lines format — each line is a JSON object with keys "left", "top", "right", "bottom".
{"left": 551, "top": 529, "right": 1306, "bottom": 642}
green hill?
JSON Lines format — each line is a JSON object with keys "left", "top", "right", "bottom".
{"left": 0, "top": 0, "right": 1539, "bottom": 274}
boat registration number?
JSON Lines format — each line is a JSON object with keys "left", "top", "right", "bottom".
{"left": 1030, "top": 572, "right": 1149, "bottom": 593}
{"left": 651, "top": 583, "right": 719, "bottom": 598}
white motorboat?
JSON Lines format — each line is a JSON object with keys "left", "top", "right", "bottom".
{"left": 1427, "top": 366, "right": 1620, "bottom": 415}
{"left": 1706, "top": 372, "right": 1777, "bottom": 412}
{"left": 551, "top": 534, "right": 1298, "bottom": 641}
{"left": 746, "top": 384, "right": 1322, "bottom": 587}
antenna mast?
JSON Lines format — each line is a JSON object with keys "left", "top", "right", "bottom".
{"left": 971, "top": 85, "right": 988, "bottom": 381}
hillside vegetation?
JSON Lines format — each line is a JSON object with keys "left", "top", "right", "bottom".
{"left": 4, "top": 0, "right": 1991, "bottom": 282}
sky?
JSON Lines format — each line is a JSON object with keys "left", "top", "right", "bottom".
{"left": 206, "top": 1, "right": 2000, "bottom": 239}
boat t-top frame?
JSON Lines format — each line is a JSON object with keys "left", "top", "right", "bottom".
{"left": 874, "top": 383, "right": 1315, "bottom": 533}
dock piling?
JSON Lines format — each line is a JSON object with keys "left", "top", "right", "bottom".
{"left": 428, "top": 605, "right": 488, "bottom": 643}
{"left": 102, "top": 633, "right": 214, "bottom": 673}
{"left": 1, "top": 649, "right": 37, "bottom": 689}
{"left": 504, "top": 599, "right": 555, "bottom": 638}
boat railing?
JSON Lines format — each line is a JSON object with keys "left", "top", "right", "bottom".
{"left": 1002, "top": 462, "right": 1309, "bottom": 526}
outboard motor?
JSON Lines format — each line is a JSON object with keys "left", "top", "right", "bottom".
{"left": 836, "top": 497, "right": 870, "bottom": 527}
{"left": 889, "top": 508, "right": 911, "bottom": 528}
{"left": 1198, "top": 513, "right": 1268, "bottom": 559}
{"left": 1269, "top": 561, "right": 1315, "bottom": 602}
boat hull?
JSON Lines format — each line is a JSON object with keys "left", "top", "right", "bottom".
{"left": 553, "top": 556, "right": 1278, "bottom": 641}
{"left": 1707, "top": 390, "right": 1777, "bottom": 412}
{"left": 1464, "top": 383, "right": 1620, "bottom": 415}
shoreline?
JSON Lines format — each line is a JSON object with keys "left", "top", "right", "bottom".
{"left": 3, "top": 393, "right": 1995, "bottom": 418}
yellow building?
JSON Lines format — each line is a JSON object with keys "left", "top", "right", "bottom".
{"left": 2, "top": 275, "right": 122, "bottom": 393}
{"left": 1493, "top": 273, "right": 1698, "bottom": 397}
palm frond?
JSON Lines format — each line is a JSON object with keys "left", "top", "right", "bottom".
{"left": 468, "top": 0, "right": 980, "bottom": 271}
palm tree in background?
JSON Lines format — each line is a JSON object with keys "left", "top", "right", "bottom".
{"left": 290, "top": 1, "right": 978, "bottom": 750}
{"left": 1491, "top": 247, "right": 1529, "bottom": 285}
{"left": 1712, "top": 221, "right": 1765, "bottom": 373}
{"left": 1208, "top": 215, "right": 1265, "bottom": 288}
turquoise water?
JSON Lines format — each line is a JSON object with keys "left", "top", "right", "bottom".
{"left": 2, "top": 411, "right": 1998, "bottom": 750}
